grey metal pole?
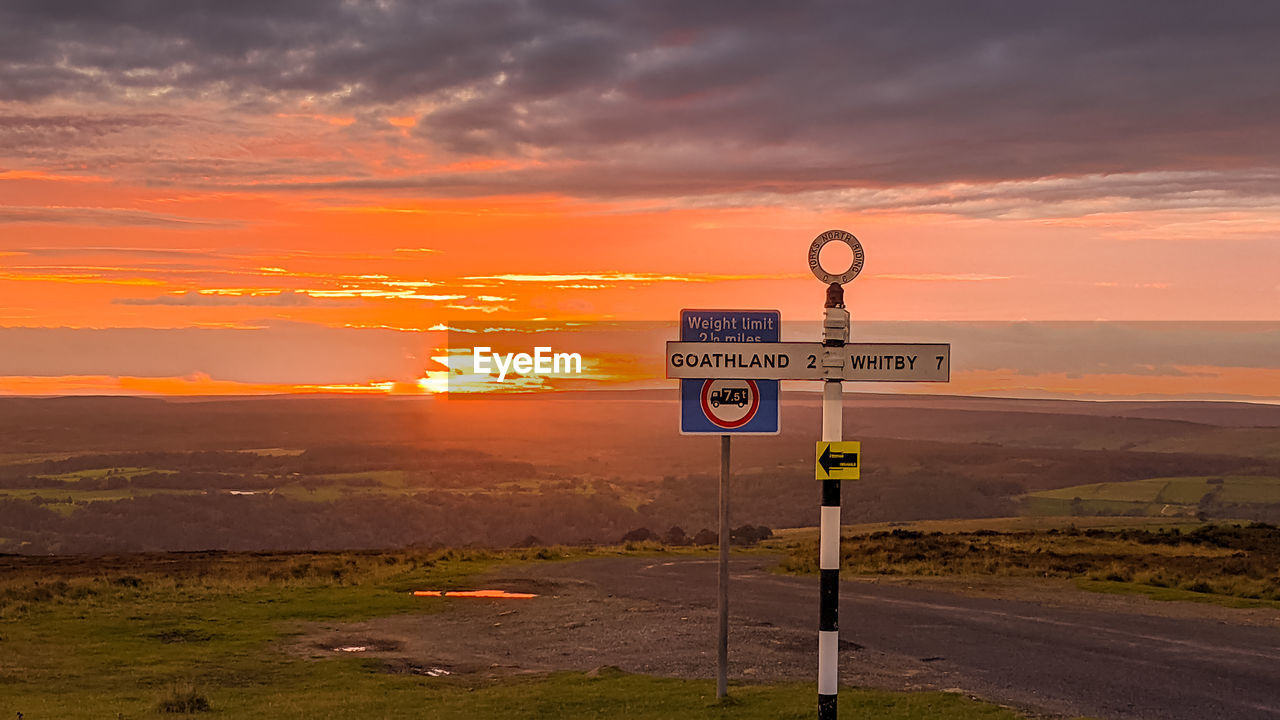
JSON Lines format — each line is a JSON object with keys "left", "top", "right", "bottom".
{"left": 819, "top": 283, "right": 848, "bottom": 719}
{"left": 721, "top": 430, "right": 732, "bottom": 696}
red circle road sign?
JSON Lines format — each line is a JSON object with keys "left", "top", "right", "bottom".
{"left": 699, "top": 379, "right": 761, "bottom": 429}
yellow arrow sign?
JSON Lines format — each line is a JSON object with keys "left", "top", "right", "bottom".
{"left": 815, "top": 441, "right": 860, "bottom": 480}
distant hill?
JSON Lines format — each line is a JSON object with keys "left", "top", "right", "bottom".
{"left": 2, "top": 392, "right": 1279, "bottom": 552}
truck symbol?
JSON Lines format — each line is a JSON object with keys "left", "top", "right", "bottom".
{"left": 710, "top": 388, "right": 749, "bottom": 408}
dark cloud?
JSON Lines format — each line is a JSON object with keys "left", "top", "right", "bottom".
{"left": 0, "top": 113, "right": 177, "bottom": 148}
{"left": 197, "top": 164, "right": 1280, "bottom": 219}
{"left": 10, "top": 246, "right": 225, "bottom": 259}
{"left": 0, "top": 205, "right": 238, "bottom": 227}
{"left": 0, "top": 112, "right": 367, "bottom": 184}
{"left": 2, "top": 1, "right": 1279, "bottom": 195}
{"left": 0, "top": 322, "right": 431, "bottom": 384}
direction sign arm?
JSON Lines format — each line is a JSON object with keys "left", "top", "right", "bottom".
{"left": 667, "top": 341, "right": 950, "bottom": 382}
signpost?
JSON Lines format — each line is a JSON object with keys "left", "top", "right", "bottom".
{"left": 679, "top": 309, "right": 780, "bottom": 435}
{"left": 679, "top": 309, "right": 779, "bottom": 700}
{"left": 666, "top": 342, "right": 950, "bottom": 382}
{"left": 665, "top": 229, "right": 952, "bottom": 719}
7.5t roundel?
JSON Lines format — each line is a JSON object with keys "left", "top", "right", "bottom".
{"left": 709, "top": 388, "right": 749, "bottom": 408}
{"left": 699, "top": 379, "right": 761, "bottom": 429}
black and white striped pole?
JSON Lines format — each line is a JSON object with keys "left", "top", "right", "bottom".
{"left": 808, "top": 230, "right": 865, "bottom": 720}
{"left": 818, "top": 288, "right": 846, "bottom": 717}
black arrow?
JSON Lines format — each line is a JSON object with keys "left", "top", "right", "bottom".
{"left": 819, "top": 445, "right": 858, "bottom": 475}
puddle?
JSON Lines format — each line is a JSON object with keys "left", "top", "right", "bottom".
{"left": 322, "top": 638, "right": 401, "bottom": 653}
{"left": 378, "top": 658, "right": 458, "bottom": 677}
{"left": 412, "top": 590, "right": 537, "bottom": 599}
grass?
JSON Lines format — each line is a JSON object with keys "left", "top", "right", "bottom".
{"left": 0, "top": 484, "right": 408, "bottom": 507}
{"left": 1219, "top": 476, "right": 1280, "bottom": 504}
{"left": 1030, "top": 475, "right": 1280, "bottom": 504}
{"left": 1033, "top": 479, "right": 1167, "bottom": 503}
{"left": 0, "top": 451, "right": 77, "bottom": 465}
{"left": 0, "top": 546, "right": 1029, "bottom": 719}
{"left": 32, "top": 466, "right": 169, "bottom": 481}
{"left": 0, "top": 466, "right": 190, "bottom": 511}
{"left": 156, "top": 682, "right": 212, "bottom": 713}
{"left": 312, "top": 470, "right": 410, "bottom": 486}
{"left": 1074, "top": 579, "right": 1280, "bottom": 609}
{"left": 1153, "top": 478, "right": 1213, "bottom": 504}
{"left": 0, "top": 487, "right": 200, "bottom": 517}
{"left": 1022, "top": 497, "right": 1161, "bottom": 516}
{"left": 241, "top": 448, "right": 306, "bottom": 457}
{"left": 1022, "top": 475, "right": 1280, "bottom": 517}
{"left": 769, "top": 516, "right": 1204, "bottom": 538}
{"left": 774, "top": 523, "right": 1280, "bottom": 607}
{"left": 0, "top": 547, "right": 528, "bottom": 717}
{"left": 1, "top": 464, "right": 602, "bottom": 507}
{"left": 7, "top": 668, "right": 1029, "bottom": 719}
{"left": 272, "top": 485, "right": 353, "bottom": 502}
{"left": 0, "top": 487, "right": 194, "bottom": 502}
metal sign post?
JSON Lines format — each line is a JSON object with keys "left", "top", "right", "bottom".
{"left": 718, "top": 433, "right": 730, "bottom": 699}
{"left": 677, "top": 309, "right": 780, "bottom": 699}
{"left": 664, "top": 230, "right": 952, "bottom": 718}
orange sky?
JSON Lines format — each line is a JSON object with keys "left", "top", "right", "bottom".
{"left": 2, "top": 3, "right": 1278, "bottom": 398}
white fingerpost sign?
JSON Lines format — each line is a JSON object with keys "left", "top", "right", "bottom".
{"left": 662, "top": 229, "right": 953, "bottom": 719}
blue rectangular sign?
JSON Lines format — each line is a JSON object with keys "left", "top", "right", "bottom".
{"left": 679, "top": 309, "right": 780, "bottom": 434}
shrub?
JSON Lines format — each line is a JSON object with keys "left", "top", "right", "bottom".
{"left": 730, "top": 524, "right": 773, "bottom": 546}
{"left": 692, "top": 528, "right": 718, "bottom": 546}
{"left": 157, "top": 684, "right": 210, "bottom": 713}
{"left": 662, "top": 526, "right": 689, "bottom": 546}
{"left": 619, "top": 527, "right": 658, "bottom": 543}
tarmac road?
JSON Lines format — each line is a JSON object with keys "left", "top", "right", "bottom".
{"left": 532, "top": 555, "right": 1280, "bottom": 720}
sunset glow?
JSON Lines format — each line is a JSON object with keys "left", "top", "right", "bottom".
{"left": 2, "top": 3, "right": 1277, "bottom": 400}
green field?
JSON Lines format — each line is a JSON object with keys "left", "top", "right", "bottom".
{"left": 313, "top": 470, "right": 411, "bottom": 486}
{"left": 0, "top": 467, "right": 189, "bottom": 509}
{"left": 1023, "top": 476, "right": 1280, "bottom": 517}
{"left": 0, "top": 464, "right": 569, "bottom": 509}
{"left": 33, "top": 466, "right": 169, "bottom": 480}
{"left": 1218, "top": 476, "right": 1280, "bottom": 503}
{"left": 242, "top": 448, "right": 307, "bottom": 457}
{"left": 0, "top": 549, "right": 1029, "bottom": 720}
{"left": 0, "top": 487, "right": 198, "bottom": 514}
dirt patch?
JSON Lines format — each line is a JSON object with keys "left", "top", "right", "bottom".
{"left": 280, "top": 554, "right": 1280, "bottom": 720}
{"left": 282, "top": 558, "right": 951, "bottom": 691}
